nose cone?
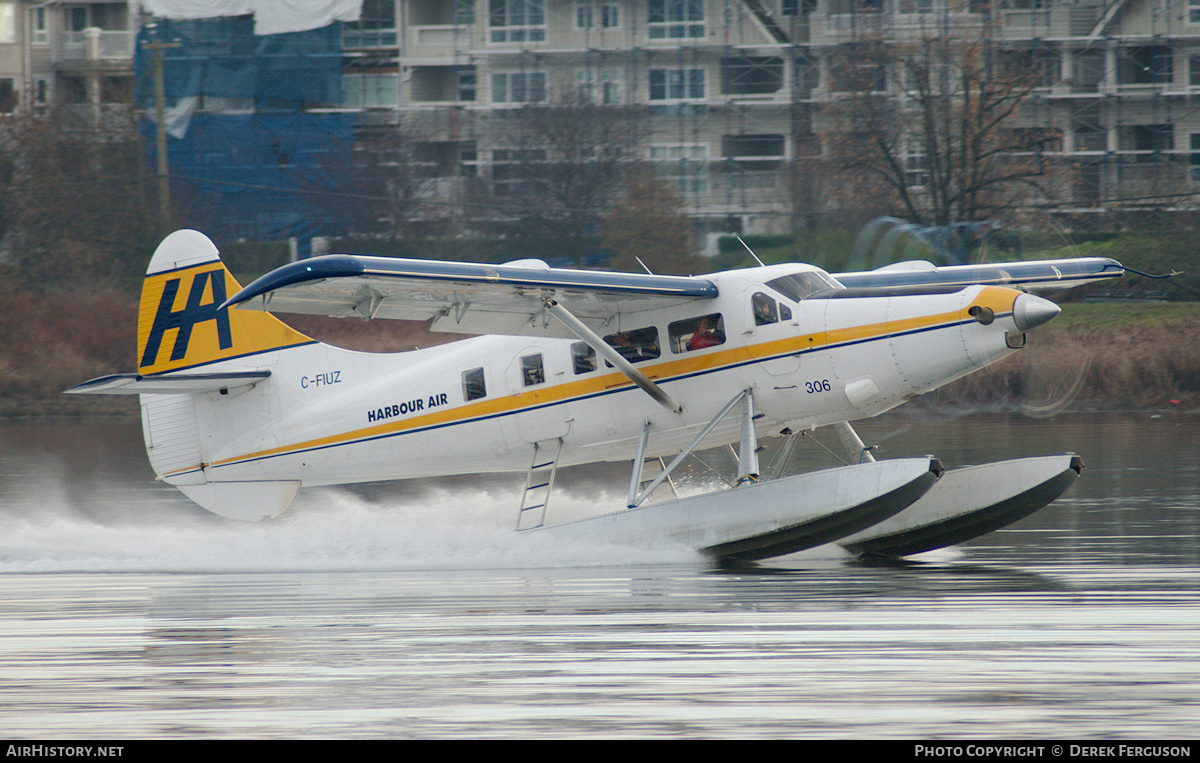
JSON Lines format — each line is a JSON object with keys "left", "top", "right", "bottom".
{"left": 1012, "top": 293, "right": 1061, "bottom": 332}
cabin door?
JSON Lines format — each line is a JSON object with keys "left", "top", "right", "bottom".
{"left": 504, "top": 345, "right": 573, "bottom": 443}
{"left": 744, "top": 287, "right": 801, "bottom": 377}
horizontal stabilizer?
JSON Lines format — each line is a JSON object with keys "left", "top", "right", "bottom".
{"left": 65, "top": 371, "right": 270, "bottom": 395}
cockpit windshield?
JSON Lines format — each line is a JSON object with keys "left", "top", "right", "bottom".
{"left": 764, "top": 270, "right": 844, "bottom": 302}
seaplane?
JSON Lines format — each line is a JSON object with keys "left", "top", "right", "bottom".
{"left": 68, "top": 229, "right": 1125, "bottom": 560}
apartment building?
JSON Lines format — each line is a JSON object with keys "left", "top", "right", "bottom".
{"left": 392, "top": 0, "right": 805, "bottom": 236}
{"left": 7, "top": 0, "right": 1200, "bottom": 241}
{"left": 0, "top": 1, "right": 138, "bottom": 119}
{"left": 401, "top": 0, "right": 1200, "bottom": 231}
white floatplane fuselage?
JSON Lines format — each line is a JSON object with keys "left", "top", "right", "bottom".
{"left": 164, "top": 266, "right": 1032, "bottom": 487}
{"left": 70, "top": 230, "right": 1121, "bottom": 555}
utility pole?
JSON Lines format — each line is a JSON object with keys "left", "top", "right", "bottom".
{"left": 142, "top": 36, "right": 181, "bottom": 228}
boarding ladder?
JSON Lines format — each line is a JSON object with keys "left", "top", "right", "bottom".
{"left": 516, "top": 438, "right": 562, "bottom": 531}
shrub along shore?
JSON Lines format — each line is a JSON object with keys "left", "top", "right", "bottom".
{"left": 2, "top": 291, "right": 1197, "bottom": 418}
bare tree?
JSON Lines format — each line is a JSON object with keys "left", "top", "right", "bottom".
{"left": 315, "top": 120, "right": 432, "bottom": 240}
{"left": 0, "top": 107, "right": 154, "bottom": 289}
{"left": 601, "top": 166, "right": 705, "bottom": 275}
{"left": 824, "top": 30, "right": 1058, "bottom": 227}
{"left": 486, "top": 91, "right": 645, "bottom": 263}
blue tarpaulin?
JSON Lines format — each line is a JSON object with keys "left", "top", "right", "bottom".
{"left": 136, "top": 17, "right": 343, "bottom": 106}
{"left": 136, "top": 17, "right": 353, "bottom": 246}
{"left": 140, "top": 112, "right": 357, "bottom": 245}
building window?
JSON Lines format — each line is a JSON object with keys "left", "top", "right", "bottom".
{"left": 1190, "top": 133, "right": 1200, "bottom": 181}
{"left": 577, "top": 68, "right": 622, "bottom": 104}
{"left": 722, "top": 134, "right": 785, "bottom": 172}
{"left": 457, "top": 67, "right": 477, "bottom": 101}
{"left": 648, "top": 0, "right": 704, "bottom": 39}
{"left": 343, "top": 0, "right": 397, "bottom": 48}
{"left": 489, "top": 0, "right": 545, "bottom": 43}
{"left": 456, "top": 0, "right": 476, "bottom": 25}
{"left": 1189, "top": 53, "right": 1200, "bottom": 86}
{"left": 721, "top": 57, "right": 783, "bottom": 95}
{"left": 342, "top": 73, "right": 399, "bottom": 108}
{"left": 1126, "top": 124, "right": 1174, "bottom": 161}
{"left": 0, "top": 4, "right": 14, "bottom": 44}
{"left": 577, "top": 2, "right": 619, "bottom": 28}
{"left": 576, "top": 2, "right": 594, "bottom": 27}
{"left": 31, "top": 6, "right": 47, "bottom": 45}
{"left": 649, "top": 68, "right": 705, "bottom": 100}
{"left": 492, "top": 148, "right": 548, "bottom": 195}
{"left": 904, "top": 152, "right": 928, "bottom": 188}
{"left": 1191, "top": 0, "right": 1200, "bottom": 23}
{"left": 492, "top": 71, "right": 546, "bottom": 103}
{"left": 463, "top": 367, "right": 487, "bottom": 401}
{"left": 0, "top": 79, "right": 15, "bottom": 113}
{"left": 650, "top": 144, "right": 708, "bottom": 194}
{"left": 1123, "top": 46, "right": 1172, "bottom": 85}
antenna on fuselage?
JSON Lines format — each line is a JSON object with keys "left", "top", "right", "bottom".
{"left": 735, "top": 235, "right": 767, "bottom": 268}
{"left": 634, "top": 256, "right": 655, "bottom": 275}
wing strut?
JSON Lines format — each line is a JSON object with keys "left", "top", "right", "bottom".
{"left": 542, "top": 297, "right": 683, "bottom": 414}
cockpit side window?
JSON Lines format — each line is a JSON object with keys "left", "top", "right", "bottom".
{"left": 752, "top": 292, "right": 778, "bottom": 326}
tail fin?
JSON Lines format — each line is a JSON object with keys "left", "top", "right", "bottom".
{"left": 138, "top": 230, "right": 312, "bottom": 376}
{"left": 135, "top": 231, "right": 308, "bottom": 521}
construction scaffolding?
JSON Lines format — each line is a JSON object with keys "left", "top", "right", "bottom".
{"left": 130, "top": 0, "right": 1200, "bottom": 247}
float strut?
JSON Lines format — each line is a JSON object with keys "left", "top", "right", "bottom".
{"left": 735, "top": 390, "right": 760, "bottom": 485}
{"left": 831, "top": 421, "right": 877, "bottom": 464}
{"left": 629, "top": 389, "right": 749, "bottom": 508}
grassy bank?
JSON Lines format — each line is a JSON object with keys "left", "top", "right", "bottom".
{"left": 3, "top": 291, "right": 1197, "bottom": 417}
{"left": 931, "top": 302, "right": 1200, "bottom": 412}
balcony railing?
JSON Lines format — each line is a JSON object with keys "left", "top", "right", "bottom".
{"left": 60, "top": 30, "right": 136, "bottom": 62}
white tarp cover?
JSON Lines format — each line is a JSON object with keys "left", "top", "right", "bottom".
{"left": 144, "top": 0, "right": 363, "bottom": 36}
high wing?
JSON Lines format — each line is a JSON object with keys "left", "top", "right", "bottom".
{"left": 223, "top": 254, "right": 718, "bottom": 339}
{"left": 833, "top": 257, "right": 1124, "bottom": 292}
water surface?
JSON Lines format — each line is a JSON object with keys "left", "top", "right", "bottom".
{"left": 0, "top": 412, "right": 1197, "bottom": 738}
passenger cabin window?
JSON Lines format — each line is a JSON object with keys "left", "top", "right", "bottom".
{"left": 462, "top": 367, "right": 486, "bottom": 401}
{"left": 669, "top": 313, "right": 726, "bottom": 353}
{"left": 603, "top": 327, "right": 660, "bottom": 365}
{"left": 521, "top": 353, "right": 545, "bottom": 386}
{"left": 571, "top": 341, "right": 597, "bottom": 374}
